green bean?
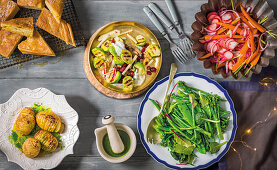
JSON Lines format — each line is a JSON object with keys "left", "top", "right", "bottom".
{"left": 201, "top": 118, "right": 220, "bottom": 123}
{"left": 211, "top": 98, "right": 223, "bottom": 140}
{"left": 149, "top": 98, "right": 161, "bottom": 111}
{"left": 175, "top": 99, "right": 193, "bottom": 126}
{"left": 167, "top": 117, "right": 192, "bottom": 141}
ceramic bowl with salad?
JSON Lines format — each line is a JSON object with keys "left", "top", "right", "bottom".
{"left": 138, "top": 73, "right": 237, "bottom": 169}
{"left": 191, "top": 0, "right": 277, "bottom": 79}
{"left": 84, "top": 21, "right": 162, "bottom": 98}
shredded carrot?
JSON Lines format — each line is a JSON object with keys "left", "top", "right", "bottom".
{"left": 232, "top": 18, "right": 241, "bottom": 25}
{"left": 232, "top": 35, "right": 245, "bottom": 39}
{"left": 240, "top": 5, "right": 266, "bottom": 33}
{"left": 240, "top": 15, "right": 254, "bottom": 28}
{"left": 246, "top": 46, "right": 260, "bottom": 64}
{"left": 250, "top": 51, "right": 262, "bottom": 66}
{"left": 245, "top": 52, "right": 262, "bottom": 75}
{"left": 249, "top": 29, "right": 255, "bottom": 53}
{"left": 240, "top": 39, "right": 250, "bottom": 56}
{"left": 217, "top": 28, "right": 227, "bottom": 35}
{"left": 204, "top": 35, "right": 245, "bottom": 40}
{"left": 217, "top": 18, "right": 241, "bottom": 35}
{"left": 236, "top": 39, "right": 245, "bottom": 43}
{"left": 199, "top": 53, "right": 212, "bottom": 59}
{"left": 232, "top": 39, "right": 250, "bottom": 72}
{"left": 217, "top": 22, "right": 242, "bottom": 34}
{"left": 232, "top": 55, "right": 245, "bottom": 72}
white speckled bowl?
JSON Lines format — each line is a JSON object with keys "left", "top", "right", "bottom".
{"left": 0, "top": 88, "right": 80, "bottom": 170}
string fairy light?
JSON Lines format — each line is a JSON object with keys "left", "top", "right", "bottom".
{"left": 227, "top": 77, "right": 277, "bottom": 169}
{"left": 230, "top": 146, "right": 242, "bottom": 170}
{"left": 259, "top": 77, "right": 277, "bottom": 88}
{"left": 230, "top": 100, "right": 277, "bottom": 170}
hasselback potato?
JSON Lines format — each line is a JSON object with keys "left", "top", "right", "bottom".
{"left": 59, "top": 122, "right": 65, "bottom": 134}
{"left": 14, "top": 107, "right": 36, "bottom": 135}
{"left": 36, "top": 110, "right": 63, "bottom": 133}
{"left": 22, "top": 138, "right": 41, "bottom": 158}
{"left": 34, "top": 130, "right": 58, "bottom": 152}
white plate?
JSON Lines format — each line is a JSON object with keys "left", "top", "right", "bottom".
{"left": 0, "top": 88, "right": 80, "bottom": 170}
{"left": 138, "top": 73, "right": 237, "bottom": 169}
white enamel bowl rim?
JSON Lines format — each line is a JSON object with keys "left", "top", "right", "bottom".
{"left": 94, "top": 123, "right": 137, "bottom": 163}
{"left": 137, "top": 72, "right": 237, "bottom": 169}
{"left": 0, "top": 88, "right": 80, "bottom": 170}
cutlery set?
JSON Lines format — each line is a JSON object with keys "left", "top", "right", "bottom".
{"left": 143, "top": 0, "right": 195, "bottom": 64}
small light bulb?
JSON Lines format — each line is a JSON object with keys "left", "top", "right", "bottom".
{"left": 246, "top": 129, "right": 252, "bottom": 134}
{"left": 274, "top": 107, "right": 277, "bottom": 111}
{"left": 254, "top": 148, "right": 257, "bottom": 151}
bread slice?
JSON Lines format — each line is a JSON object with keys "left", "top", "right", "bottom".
{"left": 0, "top": 29, "right": 23, "bottom": 58}
{"left": 17, "top": 0, "right": 45, "bottom": 10}
{"left": 0, "top": 0, "right": 20, "bottom": 24}
{"left": 45, "top": 0, "right": 65, "bottom": 23}
{"left": 1, "top": 17, "right": 34, "bottom": 37}
{"left": 18, "top": 31, "right": 55, "bottom": 56}
{"left": 36, "top": 8, "right": 75, "bottom": 46}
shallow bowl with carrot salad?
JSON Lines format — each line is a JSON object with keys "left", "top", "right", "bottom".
{"left": 191, "top": 0, "right": 277, "bottom": 79}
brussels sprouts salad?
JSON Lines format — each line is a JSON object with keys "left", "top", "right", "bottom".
{"left": 91, "top": 29, "right": 161, "bottom": 92}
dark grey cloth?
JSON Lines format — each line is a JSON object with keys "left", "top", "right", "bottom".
{"left": 221, "top": 82, "right": 277, "bottom": 170}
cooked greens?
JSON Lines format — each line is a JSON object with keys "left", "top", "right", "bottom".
{"left": 149, "top": 81, "right": 230, "bottom": 165}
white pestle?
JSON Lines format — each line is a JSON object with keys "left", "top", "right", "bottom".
{"left": 102, "top": 115, "right": 125, "bottom": 154}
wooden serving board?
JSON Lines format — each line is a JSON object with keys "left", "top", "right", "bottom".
{"left": 83, "top": 21, "right": 162, "bottom": 99}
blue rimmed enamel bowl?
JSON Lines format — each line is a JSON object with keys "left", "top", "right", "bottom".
{"left": 138, "top": 72, "right": 237, "bottom": 169}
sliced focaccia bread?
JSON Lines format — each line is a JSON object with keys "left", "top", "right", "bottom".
{"left": 45, "top": 0, "right": 65, "bottom": 23}
{"left": 18, "top": 31, "right": 55, "bottom": 56}
{"left": 0, "top": 0, "right": 20, "bottom": 21}
{"left": 1, "top": 17, "right": 34, "bottom": 37}
{"left": 36, "top": 8, "right": 75, "bottom": 46}
{"left": 0, "top": 29, "right": 23, "bottom": 58}
{"left": 0, "top": 0, "right": 20, "bottom": 24}
{"left": 17, "top": 0, "right": 45, "bottom": 10}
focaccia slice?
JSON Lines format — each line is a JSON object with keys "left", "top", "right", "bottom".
{"left": 1, "top": 17, "right": 34, "bottom": 37}
{"left": 36, "top": 8, "right": 75, "bottom": 46}
{"left": 18, "top": 30, "right": 55, "bottom": 56}
{"left": 0, "top": 0, "right": 20, "bottom": 24}
{"left": 0, "top": 29, "right": 23, "bottom": 58}
{"left": 17, "top": 0, "right": 45, "bottom": 10}
{"left": 45, "top": 0, "right": 65, "bottom": 23}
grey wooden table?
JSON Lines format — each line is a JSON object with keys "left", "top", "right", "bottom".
{"left": 1, "top": 0, "right": 277, "bottom": 169}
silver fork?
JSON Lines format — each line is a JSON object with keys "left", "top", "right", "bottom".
{"left": 143, "top": 6, "right": 188, "bottom": 64}
{"left": 165, "top": 0, "right": 195, "bottom": 58}
{"left": 148, "top": 2, "right": 194, "bottom": 59}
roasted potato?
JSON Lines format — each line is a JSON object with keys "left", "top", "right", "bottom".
{"left": 36, "top": 110, "right": 63, "bottom": 133}
{"left": 14, "top": 107, "right": 36, "bottom": 135}
{"left": 34, "top": 130, "right": 58, "bottom": 152}
{"left": 59, "top": 122, "right": 65, "bottom": 134}
{"left": 22, "top": 138, "right": 41, "bottom": 158}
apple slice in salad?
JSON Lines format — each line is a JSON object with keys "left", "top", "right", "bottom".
{"left": 91, "top": 30, "right": 161, "bottom": 92}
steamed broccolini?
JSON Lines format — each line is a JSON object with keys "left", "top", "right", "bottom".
{"left": 149, "top": 81, "right": 230, "bottom": 165}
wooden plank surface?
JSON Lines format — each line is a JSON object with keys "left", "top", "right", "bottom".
{"left": 1, "top": 0, "right": 277, "bottom": 169}
{"left": 0, "top": 0, "right": 243, "bottom": 80}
